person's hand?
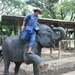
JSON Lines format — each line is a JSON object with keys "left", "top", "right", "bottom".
{"left": 21, "top": 26, "right": 24, "bottom": 31}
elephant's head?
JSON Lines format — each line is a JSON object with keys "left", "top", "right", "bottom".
{"left": 37, "top": 24, "right": 66, "bottom": 48}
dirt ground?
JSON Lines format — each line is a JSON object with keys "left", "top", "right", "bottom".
{"left": 61, "top": 71, "right": 75, "bottom": 75}
{"left": 0, "top": 48, "right": 75, "bottom": 75}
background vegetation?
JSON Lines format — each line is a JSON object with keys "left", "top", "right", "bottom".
{"left": 0, "top": 0, "right": 75, "bottom": 20}
{"left": 0, "top": 0, "right": 75, "bottom": 35}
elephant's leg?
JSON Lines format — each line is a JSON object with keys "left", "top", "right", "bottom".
{"left": 27, "top": 54, "right": 48, "bottom": 72}
{"left": 14, "top": 62, "right": 21, "bottom": 75}
{"left": 33, "top": 63, "right": 40, "bottom": 75}
{"left": 4, "top": 58, "right": 10, "bottom": 75}
{"left": 50, "top": 48, "right": 53, "bottom": 57}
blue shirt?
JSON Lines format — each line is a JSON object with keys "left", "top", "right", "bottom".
{"left": 24, "top": 14, "right": 40, "bottom": 32}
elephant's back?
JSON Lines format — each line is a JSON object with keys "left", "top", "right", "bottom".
{"left": 2, "top": 35, "right": 22, "bottom": 50}
{"left": 2, "top": 35, "right": 28, "bottom": 62}
{"left": 3, "top": 35, "right": 25, "bottom": 47}
{"left": 5, "top": 35, "right": 20, "bottom": 43}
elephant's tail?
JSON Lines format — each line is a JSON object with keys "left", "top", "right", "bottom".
{"left": 0, "top": 56, "right": 3, "bottom": 62}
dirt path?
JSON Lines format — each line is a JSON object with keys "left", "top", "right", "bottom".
{"left": 1, "top": 57, "right": 75, "bottom": 75}
{"left": 0, "top": 48, "right": 75, "bottom": 75}
{"left": 0, "top": 60, "right": 33, "bottom": 75}
{"left": 61, "top": 71, "right": 75, "bottom": 75}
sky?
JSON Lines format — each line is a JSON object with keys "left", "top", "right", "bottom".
{"left": 59, "top": 0, "right": 64, "bottom": 3}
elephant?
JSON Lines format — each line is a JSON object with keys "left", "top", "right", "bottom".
{"left": 2, "top": 24, "right": 66, "bottom": 75}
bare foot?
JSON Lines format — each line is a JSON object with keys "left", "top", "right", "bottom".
{"left": 27, "top": 51, "right": 32, "bottom": 53}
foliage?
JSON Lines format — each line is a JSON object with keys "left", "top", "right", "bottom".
{"left": 1, "top": 0, "right": 75, "bottom": 36}
{"left": 26, "top": 0, "right": 59, "bottom": 19}
{"left": 0, "top": 0, "right": 28, "bottom": 16}
{"left": 53, "top": 0, "right": 75, "bottom": 20}
{"left": 60, "top": 0, "right": 75, "bottom": 13}
{"left": 0, "top": 0, "right": 28, "bottom": 35}
{"left": 26, "top": 0, "right": 75, "bottom": 21}
{"left": 60, "top": 0, "right": 75, "bottom": 21}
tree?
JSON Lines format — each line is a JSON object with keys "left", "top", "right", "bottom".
{"left": 26, "top": 0, "right": 59, "bottom": 19}
{"left": 53, "top": 0, "right": 75, "bottom": 20}
{"left": 0, "top": 0, "right": 28, "bottom": 16}
{"left": 60, "top": 0, "right": 75, "bottom": 21}
{"left": 26, "top": 0, "right": 75, "bottom": 21}
{"left": 0, "top": 0, "right": 30, "bottom": 35}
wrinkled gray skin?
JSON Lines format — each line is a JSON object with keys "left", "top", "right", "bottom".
{"left": 2, "top": 24, "right": 66, "bottom": 75}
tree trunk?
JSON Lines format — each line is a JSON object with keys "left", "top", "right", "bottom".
{"left": 70, "top": 12, "right": 73, "bottom": 21}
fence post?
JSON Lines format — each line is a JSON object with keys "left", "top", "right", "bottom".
{"left": 58, "top": 41, "right": 61, "bottom": 59}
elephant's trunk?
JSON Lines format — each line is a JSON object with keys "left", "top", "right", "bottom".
{"left": 52, "top": 27, "right": 66, "bottom": 41}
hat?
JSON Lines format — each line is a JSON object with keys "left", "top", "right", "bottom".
{"left": 33, "top": 8, "right": 42, "bottom": 14}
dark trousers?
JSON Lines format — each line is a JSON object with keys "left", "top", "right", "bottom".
{"left": 19, "top": 30, "right": 36, "bottom": 48}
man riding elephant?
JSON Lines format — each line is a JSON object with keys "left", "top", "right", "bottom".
{"left": 19, "top": 8, "right": 41, "bottom": 54}
{"left": 2, "top": 9, "right": 66, "bottom": 75}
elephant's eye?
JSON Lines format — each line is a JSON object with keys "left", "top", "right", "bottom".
{"left": 48, "top": 30, "right": 52, "bottom": 34}
{"left": 48, "top": 30, "right": 51, "bottom": 32}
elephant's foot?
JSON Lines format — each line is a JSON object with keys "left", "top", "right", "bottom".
{"left": 38, "top": 63, "right": 48, "bottom": 72}
{"left": 4, "top": 73, "right": 9, "bottom": 75}
{"left": 14, "top": 73, "right": 19, "bottom": 75}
